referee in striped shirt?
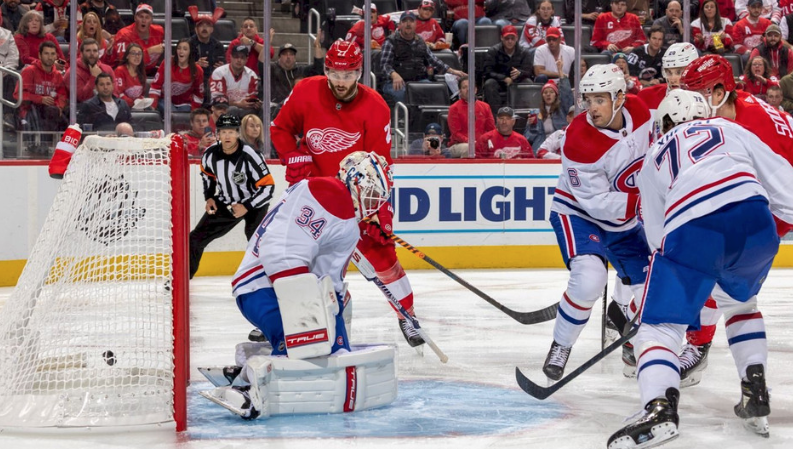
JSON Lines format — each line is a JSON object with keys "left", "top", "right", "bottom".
{"left": 189, "top": 114, "right": 275, "bottom": 278}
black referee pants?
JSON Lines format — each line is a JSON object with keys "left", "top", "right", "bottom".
{"left": 189, "top": 203, "right": 270, "bottom": 278}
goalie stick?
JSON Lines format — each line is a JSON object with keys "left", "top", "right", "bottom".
{"left": 366, "top": 219, "right": 559, "bottom": 325}
{"left": 515, "top": 313, "right": 640, "bottom": 400}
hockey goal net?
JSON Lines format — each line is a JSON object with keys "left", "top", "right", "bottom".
{"left": 0, "top": 135, "right": 189, "bottom": 430}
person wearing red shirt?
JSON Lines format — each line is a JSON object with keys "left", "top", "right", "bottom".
{"left": 182, "top": 108, "right": 216, "bottom": 158}
{"left": 149, "top": 38, "right": 205, "bottom": 111}
{"left": 64, "top": 38, "right": 114, "bottom": 103}
{"left": 448, "top": 77, "right": 496, "bottom": 157}
{"left": 415, "top": 0, "right": 447, "bottom": 49}
{"left": 114, "top": 42, "right": 149, "bottom": 108}
{"left": 14, "top": 10, "right": 67, "bottom": 70}
{"left": 476, "top": 107, "right": 534, "bottom": 158}
{"left": 14, "top": 40, "right": 67, "bottom": 152}
{"left": 270, "top": 40, "right": 426, "bottom": 349}
{"left": 591, "top": 0, "right": 647, "bottom": 54}
{"left": 738, "top": 55, "right": 780, "bottom": 97}
{"left": 107, "top": 4, "right": 164, "bottom": 76}
{"left": 345, "top": 4, "right": 395, "bottom": 49}
{"left": 447, "top": 0, "right": 492, "bottom": 47}
{"left": 225, "top": 18, "right": 274, "bottom": 73}
{"left": 733, "top": 0, "right": 772, "bottom": 57}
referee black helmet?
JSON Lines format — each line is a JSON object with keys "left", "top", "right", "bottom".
{"left": 216, "top": 114, "right": 241, "bottom": 130}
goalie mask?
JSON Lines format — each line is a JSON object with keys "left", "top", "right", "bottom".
{"left": 338, "top": 151, "right": 392, "bottom": 221}
{"left": 654, "top": 90, "right": 711, "bottom": 136}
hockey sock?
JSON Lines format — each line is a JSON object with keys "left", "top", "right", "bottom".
{"left": 725, "top": 310, "right": 767, "bottom": 380}
{"left": 686, "top": 296, "right": 720, "bottom": 345}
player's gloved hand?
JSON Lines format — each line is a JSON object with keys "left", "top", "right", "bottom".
{"left": 366, "top": 202, "right": 394, "bottom": 246}
{"left": 282, "top": 151, "right": 313, "bottom": 184}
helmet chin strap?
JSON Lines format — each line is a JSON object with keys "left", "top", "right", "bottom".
{"left": 709, "top": 89, "right": 730, "bottom": 113}
{"left": 603, "top": 93, "right": 622, "bottom": 129}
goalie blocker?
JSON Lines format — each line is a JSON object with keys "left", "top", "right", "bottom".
{"left": 200, "top": 344, "right": 397, "bottom": 419}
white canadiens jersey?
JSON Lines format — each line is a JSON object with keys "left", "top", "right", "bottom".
{"left": 231, "top": 178, "right": 360, "bottom": 298}
{"left": 638, "top": 117, "right": 793, "bottom": 250}
{"left": 552, "top": 96, "right": 653, "bottom": 232}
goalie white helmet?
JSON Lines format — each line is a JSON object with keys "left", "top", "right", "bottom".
{"left": 338, "top": 151, "right": 392, "bottom": 220}
{"left": 654, "top": 90, "right": 711, "bottom": 136}
{"left": 662, "top": 43, "right": 698, "bottom": 69}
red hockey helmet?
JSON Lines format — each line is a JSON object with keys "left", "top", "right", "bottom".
{"left": 325, "top": 40, "right": 363, "bottom": 72}
{"left": 680, "top": 55, "right": 736, "bottom": 94}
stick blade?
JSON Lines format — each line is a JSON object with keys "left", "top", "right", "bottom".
{"left": 515, "top": 367, "right": 555, "bottom": 400}
{"left": 509, "top": 302, "right": 559, "bottom": 325}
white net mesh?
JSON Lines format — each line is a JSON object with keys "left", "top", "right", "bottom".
{"left": 0, "top": 136, "right": 176, "bottom": 428}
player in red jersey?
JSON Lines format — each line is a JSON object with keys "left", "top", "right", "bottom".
{"left": 270, "top": 40, "right": 425, "bottom": 348}
{"left": 670, "top": 54, "right": 793, "bottom": 387}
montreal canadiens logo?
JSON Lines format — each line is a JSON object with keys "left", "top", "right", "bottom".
{"left": 612, "top": 158, "right": 643, "bottom": 194}
{"left": 589, "top": 234, "right": 600, "bottom": 242}
{"left": 306, "top": 127, "right": 361, "bottom": 154}
{"left": 337, "top": 336, "right": 344, "bottom": 345}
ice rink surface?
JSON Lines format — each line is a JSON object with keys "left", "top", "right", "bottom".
{"left": 1, "top": 268, "right": 792, "bottom": 449}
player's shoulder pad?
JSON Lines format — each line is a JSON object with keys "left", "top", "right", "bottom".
{"left": 562, "top": 113, "right": 619, "bottom": 164}
{"left": 307, "top": 177, "right": 356, "bottom": 220}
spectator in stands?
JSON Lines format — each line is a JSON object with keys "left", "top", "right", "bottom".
{"left": 188, "top": 7, "right": 226, "bottom": 108}
{"left": 692, "top": 0, "right": 735, "bottom": 54}
{"left": 150, "top": 38, "right": 205, "bottom": 112}
{"left": 109, "top": 4, "right": 164, "bottom": 76}
{"left": 409, "top": 122, "right": 450, "bottom": 157}
{"left": 779, "top": 70, "right": 793, "bottom": 110}
{"left": 524, "top": 76, "right": 574, "bottom": 149}
{"left": 565, "top": 0, "right": 611, "bottom": 26}
{"left": 381, "top": 11, "right": 466, "bottom": 103}
{"left": 591, "top": 0, "right": 646, "bottom": 55}
{"left": 766, "top": 84, "right": 785, "bottom": 111}
{"left": 627, "top": 24, "right": 665, "bottom": 86}
{"left": 241, "top": 114, "right": 266, "bottom": 156}
{"left": 519, "top": 0, "right": 564, "bottom": 52}
{"left": 749, "top": 25, "right": 793, "bottom": 78}
{"left": 77, "top": 72, "right": 132, "bottom": 131}
{"left": 652, "top": 0, "right": 684, "bottom": 49}
{"left": 626, "top": 0, "right": 651, "bottom": 23}
{"left": 654, "top": 0, "right": 698, "bottom": 21}
{"left": 79, "top": 0, "right": 116, "bottom": 25}
{"left": 734, "top": 0, "right": 772, "bottom": 60}
{"left": 226, "top": 18, "right": 274, "bottom": 73}
{"left": 102, "top": 8, "right": 124, "bottom": 35}
{"left": 535, "top": 105, "right": 574, "bottom": 159}
{"left": 447, "top": 0, "right": 492, "bottom": 48}
{"left": 714, "top": 0, "right": 737, "bottom": 21}
{"left": 476, "top": 106, "right": 533, "bottom": 158}
{"left": 15, "top": 10, "right": 67, "bottom": 68}
{"left": 483, "top": 24, "right": 533, "bottom": 115}
{"left": 738, "top": 54, "right": 779, "bottom": 98}
{"left": 182, "top": 108, "right": 215, "bottom": 158}
{"left": 115, "top": 121, "right": 134, "bottom": 137}
{"left": 735, "top": 0, "right": 781, "bottom": 23}
{"left": 36, "top": 0, "right": 70, "bottom": 43}
{"left": 209, "top": 98, "right": 228, "bottom": 130}
{"left": 211, "top": 44, "right": 260, "bottom": 117}
{"left": 613, "top": 52, "right": 641, "bottom": 94}
{"left": 64, "top": 38, "right": 113, "bottom": 103}
{"left": 0, "top": 16, "right": 20, "bottom": 106}
{"left": 270, "top": 41, "right": 324, "bottom": 105}
{"left": 77, "top": 12, "right": 110, "bottom": 61}
{"left": 485, "top": 0, "right": 532, "bottom": 29}
{"left": 114, "top": 42, "right": 149, "bottom": 109}
{"left": 533, "top": 27, "right": 575, "bottom": 84}
{"left": 448, "top": 78, "right": 496, "bottom": 157}
{"left": 345, "top": 4, "right": 394, "bottom": 50}
{"left": 2, "top": 0, "right": 30, "bottom": 33}
{"left": 415, "top": 0, "right": 448, "bottom": 50}
{"left": 15, "top": 41, "right": 67, "bottom": 151}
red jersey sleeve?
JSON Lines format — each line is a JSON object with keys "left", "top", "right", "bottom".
{"left": 148, "top": 63, "right": 166, "bottom": 108}
{"left": 192, "top": 65, "right": 205, "bottom": 109}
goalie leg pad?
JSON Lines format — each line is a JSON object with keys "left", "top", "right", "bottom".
{"left": 273, "top": 273, "right": 343, "bottom": 360}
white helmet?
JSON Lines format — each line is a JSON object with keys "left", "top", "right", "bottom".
{"left": 579, "top": 64, "right": 626, "bottom": 101}
{"left": 654, "top": 90, "right": 711, "bottom": 136}
{"left": 338, "top": 151, "right": 392, "bottom": 221}
{"left": 662, "top": 43, "right": 698, "bottom": 69}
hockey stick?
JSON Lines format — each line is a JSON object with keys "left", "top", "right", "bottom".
{"left": 515, "top": 314, "right": 640, "bottom": 400}
{"left": 375, "top": 278, "right": 448, "bottom": 363}
{"left": 601, "top": 282, "right": 608, "bottom": 351}
{"left": 366, "top": 220, "right": 559, "bottom": 325}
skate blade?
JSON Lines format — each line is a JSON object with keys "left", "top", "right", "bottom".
{"left": 413, "top": 344, "right": 425, "bottom": 357}
{"left": 679, "top": 372, "right": 703, "bottom": 389}
{"left": 608, "top": 423, "right": 679, "bottom": 449}
{"left": 199, "top": 389, "right": 248, "bottom": 417}
{"left": 743, "top": 416, "right": 770, "bottom": 438}
{"left": 623, "top": 363, "right": 637, "bottom": 379}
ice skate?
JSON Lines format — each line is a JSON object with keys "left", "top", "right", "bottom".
{"left": 199, "top": 385, "right": 261, "bottom": 420}
{"left": 399, "top": 316, "right": 425, "bottom": 348}
{"left": 608, "top": 388, "right": 680, "bottom": 449}
{"left": 623, "top": 341, "right": 637, "bottom": 378}
{"left": 734, "top": 364, "right": 770, "bottom": 438}
{"left": 248, "top": 328, "right": 268, "bottom": 342}
{"left": 679, "top": 342, "right": 710, "bottom": 388}
{"left": 543, "top": 341, "right": 572, "bottom": 381}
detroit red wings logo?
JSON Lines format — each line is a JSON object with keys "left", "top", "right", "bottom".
{"left": 305, "top": 128, "right": 361, "bottom": 154}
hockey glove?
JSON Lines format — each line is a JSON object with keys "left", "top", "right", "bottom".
{"left": 283, "top": 152, "right": 313, "bottom": 184}
{"left": 365, "top": 202, "right": 394, "bottom": 246}
{"left": 49, "top": 124, "right": 82, "bottom": 179}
